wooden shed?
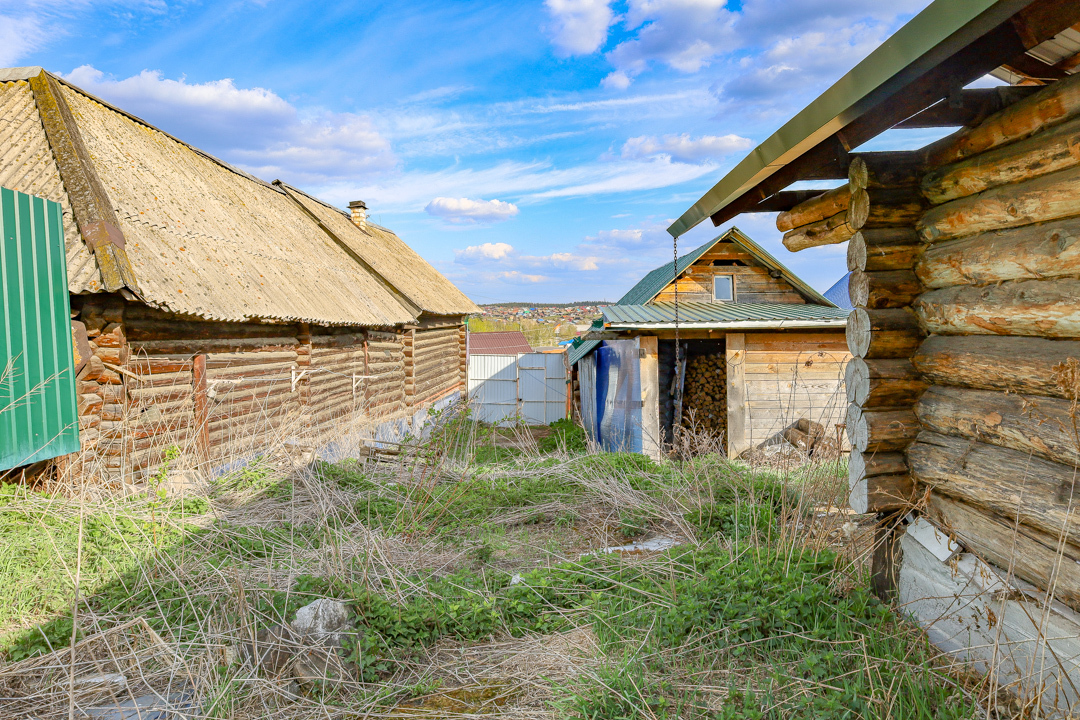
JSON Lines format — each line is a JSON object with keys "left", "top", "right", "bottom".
{"left": 669, "top": 1, "right": 1080, "bottom": 711}
{"left": 570, "top": 228, "right": 850, "bottom": 459}
{"left": 0, "top": 67, "right": 479, "bottom": 482}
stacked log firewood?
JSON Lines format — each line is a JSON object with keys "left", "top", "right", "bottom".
{"left": 682, "top": 353, "right": 727, "bottom": 436}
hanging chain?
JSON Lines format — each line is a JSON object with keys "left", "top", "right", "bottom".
{"left": 673, "top": 232, "right": 681, "bottom": 440}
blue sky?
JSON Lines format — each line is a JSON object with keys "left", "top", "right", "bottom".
{"left": 1, "top": 0, "right": 938, "bottom": 303}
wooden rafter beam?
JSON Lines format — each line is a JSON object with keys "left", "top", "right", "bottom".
{"left": 743, "top": 190, "right": 828, "bottom": 214}
{"left": 1002, "top": 52, "right": 1069, "bottom": 83}
{"left": 894, "top": 87, "right": 1042, "bottom": 128}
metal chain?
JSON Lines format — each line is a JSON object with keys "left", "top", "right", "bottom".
{"left": 673, "top": 232, "right": 681, "bottom": 440}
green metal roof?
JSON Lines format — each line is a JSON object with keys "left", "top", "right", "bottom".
{"left": 618, "top": 226, "right": 834, "bottom": 307}
{"left": 602, "top": 302, "right": 850, "bottom": 327}
{"left": 668, "top": 0, "right": 1031, "bottom": 238}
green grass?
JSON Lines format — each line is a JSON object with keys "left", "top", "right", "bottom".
{"left": 0, "top": 418, "right": 982, "bottom": 718}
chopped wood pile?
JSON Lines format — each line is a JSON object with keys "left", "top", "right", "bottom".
{"left": 682, "top": 353, "right": 727, "bottom": 437}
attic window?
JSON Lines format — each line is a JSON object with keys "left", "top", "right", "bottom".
{"left": 714, "top": 275, "right": 734, "bottom": 302}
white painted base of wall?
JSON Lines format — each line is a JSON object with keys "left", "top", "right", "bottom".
{"left": 898, "top": 529, "right": 1080, "bottom": 716}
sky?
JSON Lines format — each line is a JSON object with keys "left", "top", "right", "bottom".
{"left": 1, "top": 0, "right": 941, "bottom": 304}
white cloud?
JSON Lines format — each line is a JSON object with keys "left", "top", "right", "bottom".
{"left": 604, "top": 0, "right": 736, "bottom": 87}
{"left": 544, "top": 0, "right": 615, "bottom": 56}
{"left": 61, "top": 66, "right": 396, "bottom": 183}
{"left": 455, "top": 242, "right": 516, "bottom": 261}
{"left": 425, "top": 197, "right": 519, "bottom": 224}
{"left": 621, "top": 133, "right": 752, "bottom": 162}
{"left": 498, "top": 271, "right": 548, "bottom": 283}
{"left": 601, "top": 71, "right": 632, "bottom": 90}
{"left": 0, "top": 15, "right": 45, "bottom": 66}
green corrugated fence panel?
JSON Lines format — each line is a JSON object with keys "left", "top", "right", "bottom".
{"left": 0, "top": 186, "right": 79, "bottom": 470}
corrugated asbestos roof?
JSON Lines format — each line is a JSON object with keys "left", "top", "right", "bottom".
{"left": 618, "top": 227, "right": 834, "bottom": 307}
{"left": 0, "top": 67, "right": 478, "bottom": 327}
{"left": 602, "top": 302, "right": 850, "bottom": 327}
{"left": 279, "top": 184, "right": 480, "bottom": 317}
{"left": 468, "top": 330, "right": 533, "bottom": 355}
{"left": 0, "top": 81, "right": 99, "bottom": 293}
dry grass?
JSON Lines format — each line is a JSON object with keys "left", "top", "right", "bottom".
{"left": 0, "top": 398, "right": 1012, "bottom": 719}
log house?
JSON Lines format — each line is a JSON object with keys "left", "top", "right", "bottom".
{"left": 0, "top": 67, "right": 478, "bottom": 482}
{"left": 668, "top": 1, "right": 1080, "bottom": 710}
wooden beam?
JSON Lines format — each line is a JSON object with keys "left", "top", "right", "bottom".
{"left": 639, "top": 336, "right": 660, "bottom": 461}
{"left": 894, "top": 87, "right": 1042, "bottom": 128}
{"left": 725, "top": 333, "right": 747, "bottom": 458}
{"left": 744, "top": 190, "right": 826, "bottom": 214}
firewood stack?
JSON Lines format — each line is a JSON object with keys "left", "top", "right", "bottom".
{"left": 682, "top": 353, "right": 727, "bottom": 437}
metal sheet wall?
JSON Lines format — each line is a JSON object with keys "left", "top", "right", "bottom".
{"left": 468, "top": 352, "right": 568, "bottom": 426}
{"left": 0, "top": 187, "right": 78, "bottom": 470}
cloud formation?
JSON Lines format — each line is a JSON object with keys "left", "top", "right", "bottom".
{"left": 621, "top": 133, "right": 752, "bottom": 162}
{"left": 543, "top": 0, "right": 615, "bottom": 56}
{"left": 0, "top": 15, "right": 44, "bottom": 67}
{"left": 62, "top": 66, "right": 396, "bottom": 183}
{"left": 603, "top": 0, "right": 735, "bottom": 87}
{"left": 455, "top": 242, "right": 515, "bottom": 261}
{"left": 425, "top": 197, "right": 520, "bottom": 224}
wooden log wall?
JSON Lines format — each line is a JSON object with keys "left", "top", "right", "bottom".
{"left": 71, "top": 301, "right": 465, "bottom": 481}
{"left": 843, "top": 154, "right": 930, "bottom": 514}
{"left": 409, "top": 326, "right": 464, "bottom": 406}
{"left": 893, "top": 74, "right": 1080, "bottom": 611}
{"left": 364, "top": 330, "right": 407, "bottom": 417}
{"left": 308, "top": 332, "right": 367, "bottom": 431}
{"left": 743, "top": 331, "right": 849, "bottom": 449}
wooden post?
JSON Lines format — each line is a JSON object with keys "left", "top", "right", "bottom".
{"left": 192, "top": 354, "right": 210, "bottom": 463}
{"left": 725, "top": 333, "right": 747, "bottom": 457}
{"left": 871, "top": 514, "right": 903, "bottom": 603}
{"left": 403, "top": 328, "right": 416, "bottom": 406}
{"left": 639, "top": 336, "right": 660, "bottom": 461}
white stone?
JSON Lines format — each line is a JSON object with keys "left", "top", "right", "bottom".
{"left": 290, "top": 598, "right": 351, "bottom": 645}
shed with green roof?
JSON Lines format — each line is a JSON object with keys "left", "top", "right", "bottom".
{"left": 570, "top": 227, "right": 849, "bottom": 460}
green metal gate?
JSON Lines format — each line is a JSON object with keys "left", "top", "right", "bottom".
{"left": 0, "top": 187, "right": 79, "bottom": 470}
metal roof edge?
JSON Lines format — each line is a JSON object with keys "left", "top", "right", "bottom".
{"left": 667, "top": 0, "right": 1023, "bottom": 238}
{"left": 604, "top": 319, "right": 848, "bottom": 330}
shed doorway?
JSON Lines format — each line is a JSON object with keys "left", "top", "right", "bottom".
{"left": 659, "top": 338, "right": 727, "bottom": 447}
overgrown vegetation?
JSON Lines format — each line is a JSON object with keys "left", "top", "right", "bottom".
{"left": 0, "top": 414, "right": 990, "bottom": 719}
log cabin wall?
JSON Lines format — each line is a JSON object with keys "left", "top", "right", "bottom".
{"left": 743, "top": 331, "right": 850, "bottom": 449}
{"left": 899, "top": 75, "right": 1080, "bottom": 611}
{"left": 838, "top": 154, "right": 929, "bottom": 521}
{"left": 75, "top": 300, "right": 466, "bottom": 482}
{"left": 409, "top": 323, "right": 465, "bottom": 406}
{"left": 652, "top": 241, "right": 807, "bottom": 304}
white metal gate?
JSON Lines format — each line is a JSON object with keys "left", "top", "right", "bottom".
{"left": 467, "top": 353, "right": 567, "bottom": 425}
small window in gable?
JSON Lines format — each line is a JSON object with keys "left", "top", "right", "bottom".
{"left": 714, "top": 275, "right": 734, "bottom": 302}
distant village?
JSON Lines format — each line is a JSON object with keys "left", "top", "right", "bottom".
{"left": 470, "top": 302, "right": 603, "bottom": 346}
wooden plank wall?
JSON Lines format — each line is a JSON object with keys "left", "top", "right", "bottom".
{"left": 743, "top": 331, "right": 850, "bottom": 448}
{"left": 652, "top": 242, "right": 807, "bottom": 304}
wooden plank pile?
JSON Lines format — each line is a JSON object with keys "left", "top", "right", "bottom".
{"left": 682, "top": 353, "right": 727, "bottom": 437}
